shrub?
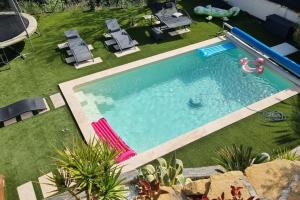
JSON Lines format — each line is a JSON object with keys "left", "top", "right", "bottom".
{"left": 51, "top": 138, "right": 127, "bottom": 200}
{"left": 19, "top": 1, "right": 44, "bottom": 15}
{"left": 215, "top": 145, "right": 270, "bottom": 172}
{"left": 273, "top": 148, "right": 300, "bottom": 161}
{"left": 293, "top": 26, "right": 300, "bottom": 47}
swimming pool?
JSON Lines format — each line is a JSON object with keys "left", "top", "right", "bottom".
{"left": 74, "top": 41, "right": 293, "bottom": 153}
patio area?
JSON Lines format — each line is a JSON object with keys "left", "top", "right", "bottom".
{"left": 0, "top": 0, "right": 299, "bottom": 199}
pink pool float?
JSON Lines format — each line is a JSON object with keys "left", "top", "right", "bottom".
{"left": 240, "top": 57, "right": 264, "bottom": 74}
{"left": 91, "top": 118, "right": 136, "bottom": 162}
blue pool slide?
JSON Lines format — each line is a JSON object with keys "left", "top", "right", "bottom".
{"left": 197, "top": 42, "right": 236, "bottom": 57}
{"left": 231, "top": 27, "right": 300, "bottom": 78}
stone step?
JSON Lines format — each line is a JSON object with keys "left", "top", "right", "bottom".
{"left": 17, "top": 181, "right": 37, "bottom": 200}
{"left": 38, "top": 172, "right": 58, "bottom": 198}
{"left": 120, "top": 165, "right": 226, "bottom": 184}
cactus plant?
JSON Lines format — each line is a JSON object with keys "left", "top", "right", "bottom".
{"left": 138, "top": 153, "right": 191, "bottom": 186}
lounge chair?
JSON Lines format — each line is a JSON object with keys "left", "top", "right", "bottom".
{"left": 64, "top": 29, "right": 80, "bottom": 39}
{"left": 0, "top": 97, "right": 46, "bottom": 127}
{"left": 151, "top": 1, "right": 192, "bottom": 30}
{"left": 67, "top": 37, "right": 94, "bottom": 64}
{"left": 105, "top": 18, "right": 121, "bottom": 33}
{"left": 104, "top": 19, "right": 139, "bottom": 52}
{"left": 59, "top": 29, "right": 102, "bottom": 67}
{"left": 64, "top": 31, "right": 94, "bottom": 64}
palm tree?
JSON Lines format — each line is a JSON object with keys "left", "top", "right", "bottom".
{"left": 51, "top": 138, "right": 127, "bottom": 200}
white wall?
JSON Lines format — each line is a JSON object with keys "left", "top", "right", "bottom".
{"left": 225, "top": 0, "right": 300, "bottom": 24}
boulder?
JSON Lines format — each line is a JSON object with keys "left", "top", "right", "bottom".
{"left": 158, "top": 186, "right": 183, "bottom": 200}
{"left": 207, "top": 171, "right": 251, "bottom": 199}
{"left": 288, "top": 180, "right": 300, "bottom": 200}
{"left": 182, "top": 179, "right": 210, "bottom": 195}
{"left": 245, "top": 159, "right": 300, "bottom": 200}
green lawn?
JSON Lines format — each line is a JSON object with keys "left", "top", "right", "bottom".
{"left": 165, "top": 94, "right": 300, "bottom": 167}
{"left": 0, "top": 0, "right": 299, "bottom": 199}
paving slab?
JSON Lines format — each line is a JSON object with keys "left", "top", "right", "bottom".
{"left": 3, "top": 118, "right": 17, "bottom": 127}
{"left": 17, "top": 181, "right": 37, "bottom": 200}
{"left": 50, "top": 93, "right": 66, "bottom": 109}
{"left": 114, "top": 47, "right": 140, "bottom": 57}
{"left": 271, "top": 42, "right": 298, "bottom": 56}
{"left": 57, "top": 42, "right": 68, "bottom": 49}
{"left": 169, "top": 28, "right": 190, "bottom": 36}
{"left": 38, "top": 172, "right": 58, "bottom": 198}
{"left": 143, "top": 15, "right": 152, "bottom": 19}
{"left": 74, "top": 57, "right": 102, "bottom": 69}
{"left": 20, "top": 112, "right": 34, "bottom": 120}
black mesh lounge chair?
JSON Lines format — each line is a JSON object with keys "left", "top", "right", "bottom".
{"left": 104, "top": 19, "right": 139, "bottom": 52}
{"left": 67, "top": 37, "right": 93, "bottom": 63}
{"left": 0, "top": 97, "right": 46, "bottom": 127}
{"left": 110, "top": 30, "right": 138, "bottom": 52}
{"left": 64, "top": 29, "right": 80, "bottom": 39}
{"left": 151, "top": 1, "right": 192, "bottom": 30}
{"left": 62, "top": 29, "right": 94, "bottom": 64}
{"left": 105, "top": 19, "right": 121, "bottom": 33}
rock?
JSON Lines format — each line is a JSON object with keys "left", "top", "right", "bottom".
{"left": 182, "top": 179, "right": 210, "bottom": 195}
{"left": 207, "top": 171, "right": 251, "bottom": 199}
{"left": 158, "top": 186, "right": 183, "bottom": 200}
{"left": 245, "top": 159, "right": 300, "bottom": 200}
{"left": 288, "top": 180, "right": 300, "bottom": 200}
{"left": 292, "top": 146, "right": 300, "bottom": 156}
{"left": 172, "top": 184, "right": 184, "bottom": 194}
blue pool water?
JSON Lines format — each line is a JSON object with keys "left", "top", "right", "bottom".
{"left": 75, "top": 42, "right": 293, "bottom": 153}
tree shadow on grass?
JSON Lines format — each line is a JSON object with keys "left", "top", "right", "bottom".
{"left": 260, "top": 95, "right": 300, "bottom": 147}
{"left": 289, "top": 95, "right": 300, "bottom": 137}
{"left": 0, "top": 42, "right": 26, "bottom": 68}
{"left": 127, "top": 26, "right": 183, "bottom": 45}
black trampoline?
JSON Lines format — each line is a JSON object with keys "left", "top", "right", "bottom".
{"left": 0, "top": 1, "right": 38, "bottom": 65}
{"left": 0, "top": 13, "right": 29, "bottom": 42}
{"left": 0, "top": 0, "right": 38, "bottom": 65}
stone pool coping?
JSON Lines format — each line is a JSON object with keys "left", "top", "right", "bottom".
{"left": 59, "top": 36, "right": 300, "bottom": 173}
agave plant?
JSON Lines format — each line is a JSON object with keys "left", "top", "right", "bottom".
{"left": 51, "top": 138, "right": 127, "bottom": 200}
{"left": 138, "top": 153, "right": 192, "bottom": 186}
{"left": 273, "top": 148, "right": 300, "bottom": 161}
{"left": 215, "top": 145, "right": 270, "bottom": 172}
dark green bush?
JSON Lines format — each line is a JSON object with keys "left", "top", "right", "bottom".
{"left": 19, "top": 0, "right": 147, "bottom": 13}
